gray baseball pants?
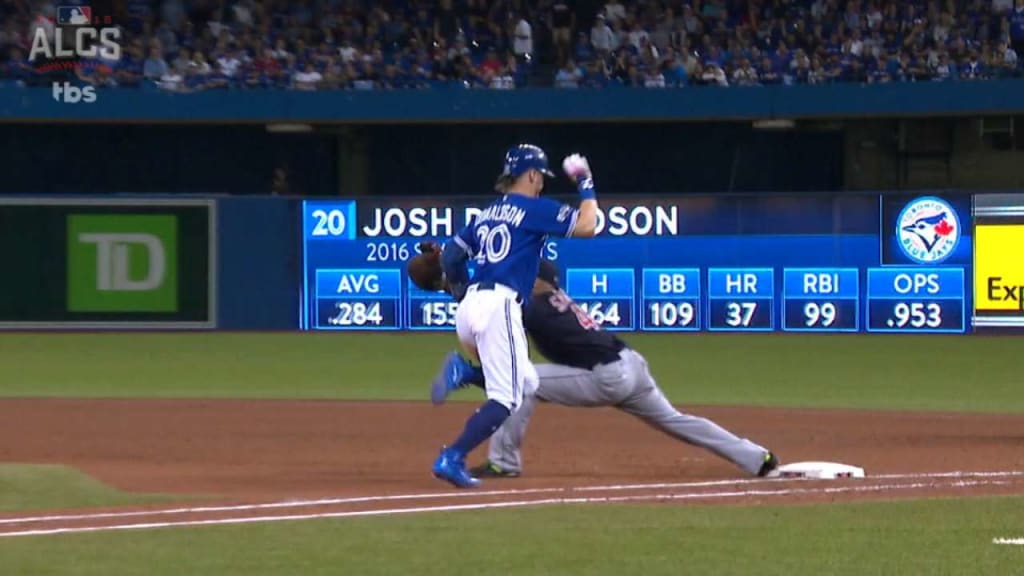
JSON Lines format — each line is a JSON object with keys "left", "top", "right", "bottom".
{"left": 486, "top": 348, "right": 770, "bottom": 475}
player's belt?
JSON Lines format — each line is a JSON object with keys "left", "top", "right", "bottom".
{"left": 471, "top": 281, "right": 525, "bottom": 306}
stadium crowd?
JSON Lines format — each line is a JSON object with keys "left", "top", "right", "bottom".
{"left": 1, "top": 0, "right": 1024, "bottom": 90}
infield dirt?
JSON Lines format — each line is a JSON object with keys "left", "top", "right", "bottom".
{"left": 0, "top": 399, "right": 1022, "bottom": 530}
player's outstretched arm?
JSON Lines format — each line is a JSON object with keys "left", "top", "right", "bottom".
{"left": 562, "top": 154, "right": 598, "bottom": 238}
{"left": 441, "top": 240, "right": 471, "bottom": 302}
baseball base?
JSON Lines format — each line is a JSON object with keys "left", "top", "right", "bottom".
{"left": 766, "top": 461, "right": 866, "bottom": 480}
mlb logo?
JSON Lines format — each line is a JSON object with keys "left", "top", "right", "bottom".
{"left": 57, "top": 5, "right": 92, "bottom": 25}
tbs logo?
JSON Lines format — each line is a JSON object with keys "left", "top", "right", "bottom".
{"left": 896, "top": 196, "right": 961, "bottom": 264}
{"left": 52, "top": 82, "right": 97, "bottom": 104}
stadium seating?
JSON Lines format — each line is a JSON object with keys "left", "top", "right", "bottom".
{"left": 2, "top": 0, "right": 1022, "bottom": 91}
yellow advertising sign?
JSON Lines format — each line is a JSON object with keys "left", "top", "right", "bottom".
{"left": 975, "top": 224, "right": 1024, "bottom": 312}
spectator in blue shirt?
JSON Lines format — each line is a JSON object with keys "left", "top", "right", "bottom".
{"left": 4, "top": 47, "right": 33, "bottom": 84}
{"left": 242, "top": 65, "right": 269, "bottom": 89}
{"left": 772, "top": 42, "right": 792, "bottom": 71}
{"left": 1011, "top": 0, "right": 1024, "bottom": 52}
{"left": 760, "top": 56, "right": 780, "bottom": 84}
{"left": 117, "top": 41, "right": 145, "bottom": 87}
{"left": 934, "top": 52, "right": 956, "bottom": 81}
{"left": 581, "top": 59, "right": 609, "bottom": 88}
{"left": 824, "top": 54, "right": 844, "bottom": 83}
{"left": 554, "top": 59, "right": 583, "bottom": 88}
{"left": 997, "top": 40, "right": 1020, "bottom": 76}
{"left": 962, "top": 49, "right": 987, "bottom": 79}
{"left": 143, "top": 46, "right": 169, "bottom": 81}
{"left": 574, "top": 32, "right": 594, "bottom": 63}
{"left": 422, "top": 62, "right": 441, "bottom": 88}
{"left": 665, "top": 51, "right": 688, "bottom": 87}
{"left": 380, "top": 64, "right": 403, "bottom": 90}
{"left": 847, "top": 59, "right": 868, "bottom": 83}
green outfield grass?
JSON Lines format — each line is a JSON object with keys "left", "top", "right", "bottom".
{"left": 0, "top": 333, "right": 1019, "bottom": 412}
{"left": 2, "top": 496, "right": 1023, "bottom": 575}
{"left": 0, "top": 333, "right": 1021, "bottom": 575}
{"left": 0, "top": 465, "right": 173, "bottom": 513}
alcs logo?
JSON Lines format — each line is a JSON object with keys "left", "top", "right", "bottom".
{"left": 896, "top": 197, "right": 961, "bottom": 264}
{"left": 52, "top": 82, "right": 96, "bottom": 103}
{"left": 28, "top": 4, "right": 121, "bottom": 69}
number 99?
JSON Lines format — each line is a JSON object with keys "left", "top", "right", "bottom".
{"left": 803, "top": 302, "right": 836, "bottom": 327}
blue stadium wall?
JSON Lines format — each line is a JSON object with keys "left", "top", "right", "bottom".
{"left": 4, "top": 81, "right": 1023, "bottom": 122}
{"left": 0, "top": 122, "right": 843, "bottom": 195}
{"left": 3, "top": 80, "right": 1024, "bottom": 196}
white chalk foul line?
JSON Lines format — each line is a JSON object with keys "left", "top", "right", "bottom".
{"left": 0, "top": 469, "right": 1021, "bottom": 527}
{"left": 0, "top": 477, "right": 1007, "bottom": 539}
{"left": 0, "top": 487, "right": 563, "bottom": 526}
{"left": 993, "top": 537, "right": 1024, "bottom": 545}
{"left": 0, "top": 476, "right": 782, "bottom": 526}
{"left": 871, "top": 471, "right": 1024, "bottom": 481}
{"left": 573, "top": 470, "right": 1024, "bottom": 493}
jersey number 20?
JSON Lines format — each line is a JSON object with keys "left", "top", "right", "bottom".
{"left": 475, "top": 223, "right": 512, "bottom": 265}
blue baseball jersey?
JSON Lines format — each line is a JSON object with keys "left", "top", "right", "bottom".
{"left": 453, "top": 194, "right": 579, "bottom": 300}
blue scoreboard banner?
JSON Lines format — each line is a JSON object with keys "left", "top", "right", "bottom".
{"left": 301, "top": 194, "right": 974, "bottom": 334}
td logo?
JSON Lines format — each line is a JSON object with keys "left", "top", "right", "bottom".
{"left": 67, "top": 215, "right": 178, "bottom": 312}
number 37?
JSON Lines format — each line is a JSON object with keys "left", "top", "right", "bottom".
{"left": 725, "top": 302, "right": 757, "bottom": 327}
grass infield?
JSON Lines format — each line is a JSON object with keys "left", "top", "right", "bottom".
{"left": 0, "top": 333, "right": 1019, "bottom": 412}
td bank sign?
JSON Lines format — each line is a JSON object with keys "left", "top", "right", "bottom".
{"left": 67, "top": 215, "right": 178, "bottom": 312}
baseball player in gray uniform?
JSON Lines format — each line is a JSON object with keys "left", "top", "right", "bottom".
{"left": 418, "top": 254, "right": 779, "bottom": 479}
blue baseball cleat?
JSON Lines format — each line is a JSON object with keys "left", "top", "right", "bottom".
{"left": 430, "top": 351, "right": 473, "bottom": 405}
{"left": 432, "top": 447, "right": 481, "bottom": 488}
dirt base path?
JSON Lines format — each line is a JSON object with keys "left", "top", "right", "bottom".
{"left": 0, "top": 399, "right": 1021, "bottom": 535}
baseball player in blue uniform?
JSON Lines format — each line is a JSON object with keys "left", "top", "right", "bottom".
{"left": 430, "top": 144, "right": 599, "bottom": 488}
{"left": 410, "top": 256, "right": 779, "bottom": 480}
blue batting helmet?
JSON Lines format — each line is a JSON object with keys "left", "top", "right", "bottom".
{"left": 502, "top": 144, "right": 555, "bottom": 178}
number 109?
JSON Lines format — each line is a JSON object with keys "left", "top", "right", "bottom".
{"left": 648, "top": 301, "right": 696, "bottom": 327}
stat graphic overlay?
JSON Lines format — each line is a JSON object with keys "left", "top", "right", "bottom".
{"left": 866, "top": 268, "right": 965, "bottom": 333}
{"left": 641, "top": 269, "right": 700, "bottom": 331}
{"left": 300, "top": 194, "right": 974, "bottom": 333}
{"left": 407, "top": 281, "right": 458, "bottom": 330}
{"left": 972, "top": 193, "right": 1024, "bottom": 331}
{"left": 707, "top": 269, "right": 774, "bottom": 331}
{"left": 782, "top": 269, "right": 860, "bottom": 332}
{"left": 564, "top": 269, "right": 635, "bottom": 331}
{"left": 313, "top": 269, "right": 401, "bottom": 330}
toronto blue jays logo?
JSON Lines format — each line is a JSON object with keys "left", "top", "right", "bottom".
{"left": 896, "top": 197, "right": 960, "bottom": 264}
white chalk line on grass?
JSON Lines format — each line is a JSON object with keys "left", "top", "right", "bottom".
{"left": 0, "top": 469, "right": 1020, "bottom": 527}
{"left": 0, "top": 477, "right": 1010, "bottom": 539}
{"left": 0, "top": 480, "right": 742, "bottom": 526}
{"left": 573, "top": 470, "right": 1024, "bottom": 492}
{"left": 993, "top": 538, "right": 1024, "bottom": 545}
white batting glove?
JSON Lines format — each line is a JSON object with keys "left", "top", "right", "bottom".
{"left": 562, "top": 153, "right": 591, "bottom": 181}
